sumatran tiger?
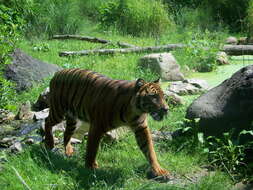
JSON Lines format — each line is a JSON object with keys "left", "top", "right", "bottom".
{"left": 44, "top": 68, "right": 171, "bottom": 180}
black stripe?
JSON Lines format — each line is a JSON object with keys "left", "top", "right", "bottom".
{"left": 134, "top": 126, "right": 147, "bottom": 135}
{"left": 139, "top": 141, "right": 148, "bottom": 151}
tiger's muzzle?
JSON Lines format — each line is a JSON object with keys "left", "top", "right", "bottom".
{"left": 150, "top": 106, "right": 169, "bottom": 121}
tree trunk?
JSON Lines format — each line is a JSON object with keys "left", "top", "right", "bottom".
{"left": 59, "top": 44, "right": 186, "bottom": 57}
{"left": 222, "top": 45, "right": 253, "bottom": 55}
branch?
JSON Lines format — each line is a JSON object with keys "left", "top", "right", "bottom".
{"left": 52, "top": 34, "right": 137, "bottom": 48}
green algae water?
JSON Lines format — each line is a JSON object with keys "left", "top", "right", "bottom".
{"left": 189, "top": 56, "right": 253, "bottom": 88}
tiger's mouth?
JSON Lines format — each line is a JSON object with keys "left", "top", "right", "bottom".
{"left": 150, "top": 107, "right": 169, "bottom": 121}
{"left": 150, "top": 111, "right": 164, "bottom": 121}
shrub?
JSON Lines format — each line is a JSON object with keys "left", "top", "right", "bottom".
{"left": 202, "top": 0, "right": 249, "bottom": 32}
{"left": 99, "top": 0, "right": 173, "bottom": 36}
{"left": 247, "top": 0, "right": 253, "bottom": 37}
{"left": 13, "top": 0, "right": 83, "bottom": 37}
{"left": 0, "top": 4, "right": 22, "bottom": 109}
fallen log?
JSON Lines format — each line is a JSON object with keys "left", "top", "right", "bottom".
{"left": 223, "top": 45, "right": 253, "bottom": 55}
{"left": 59, "top": 44, "right": 186, "bottom": 57}
{"left": 59, "top": 43, "right": 253, "bottom": 57}
{"left": 52, "top": 34, "right": 137, "bottom": 48}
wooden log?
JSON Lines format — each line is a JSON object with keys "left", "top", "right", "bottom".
{"left": 52, "top": 34, "right": 137, "bottom": 48}
{"left": 59, "top": 44, "right": 186, "bottom": 57}
{"left": 223, "top": 45, "right": 253, "bottom": 55}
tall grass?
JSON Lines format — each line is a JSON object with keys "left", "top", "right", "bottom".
{"left": 15, "top": 0, "right": 84, "bottom": 38}
{"left": 79, "top": 0, "right": 173, "bottom": 36}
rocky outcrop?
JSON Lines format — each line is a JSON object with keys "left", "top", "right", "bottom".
{"left": 186, "top": 65, "right": 253, "bottom": 136}
{"left": 4, "top": 49, "right": 62, "bottom": 92}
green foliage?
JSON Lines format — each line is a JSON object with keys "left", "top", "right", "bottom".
{"left": 247, "top": 0, "right": 253, "bottom": 37}
{"left": 12, "top": 0, "right": 83, "bottom": 38}
{"left": 0, "top": 4, "right": 23, "bottom": 110}
{"left": 204, "top": 131, "right": 253, "bottom": 182}
{"left": 98, "top": 0, "right": 173, "bottom": 36}
{"left": 202, "top": 0, "right": 249, "bottom": 32}
{"left": 174, "top": 30, "right": 221, "bottom": 72}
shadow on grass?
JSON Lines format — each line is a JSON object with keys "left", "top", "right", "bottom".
{"left": 29, "top": 145, "right": 125, "bottom": 189}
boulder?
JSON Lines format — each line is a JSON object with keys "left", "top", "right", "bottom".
{"left": 166, "top": 79, "right": 208, "bottom": 96}
{"left": 216, "top": 52, "right": 229, "bottom": 65}
{"left": 186, "top": 65, "right": 253, "bottom": 136}
{"left": 139, "top": 53, "right": 184, "bottom": 81}
{"left": 4, "top": 49, "right": 62, "bottom": 92}
{"left": 225, "top": 36, "right": 238, "bottom": 45}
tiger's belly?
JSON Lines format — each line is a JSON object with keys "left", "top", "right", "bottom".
{"left": 73, "top": 119, "right": 90, "bottom": 139}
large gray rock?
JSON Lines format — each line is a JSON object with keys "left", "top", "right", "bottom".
{"left": 5, "top": 49, "right": 62, "bottom": 92}
{"left": 186, "top": 65, "right": 253, "bottom": 136}
{"left": 139, "top": 53, "right": 184, "bottom": 81}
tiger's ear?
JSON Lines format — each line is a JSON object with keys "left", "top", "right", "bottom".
{"left": 153, "top": 78, "right": 161, "bottom": 84}
{"left": 135, "top": 78, "right": 145, "bottom": 92}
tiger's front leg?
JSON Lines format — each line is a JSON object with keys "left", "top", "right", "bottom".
{"left": 134, "top": 126, "right": 171, "bottom": 180}
{"left": 85, "top": 126, "right": 103, "bottom": 169}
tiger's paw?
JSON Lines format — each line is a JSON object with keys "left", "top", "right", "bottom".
{"left": 147, "top": 168, "right": 173, "bottom": 182}
{"left": 65, "top": 145, "right": 74, "bottom": 156}
{"left": 85, "top": 161, "right": 99, "bottom": 169}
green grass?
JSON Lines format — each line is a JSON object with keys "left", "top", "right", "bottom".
{"left": 0, "top": 132, "right": 232, "bottom": 190}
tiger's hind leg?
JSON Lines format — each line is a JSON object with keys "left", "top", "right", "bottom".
{"left": 64, "top": 115, "right": 78, "bottom": 156}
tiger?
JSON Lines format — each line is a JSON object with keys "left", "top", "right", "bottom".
{"left": 44, "top": 68, "right": 171, "bottom": 180}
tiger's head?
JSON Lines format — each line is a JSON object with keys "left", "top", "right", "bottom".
{"left": 134, "top": 78, "right": 169, "bottom": 121}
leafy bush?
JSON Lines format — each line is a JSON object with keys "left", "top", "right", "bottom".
{"left": 202, "top": 0, "right": 249, "bottom": 32}
{"left": 13, "top": 0, "right": 83, "bottom": 37}
{"left": 99, "top": 0, "right": 173, "bottom": 36}
{"left": 204, "top": 131, "right": 253, "bottom": 182}
{"left": 247, "top": 0, "right": 253, "bottom": 37}
{"left": 174, "top": 30, "right": 221, "bottom": 72}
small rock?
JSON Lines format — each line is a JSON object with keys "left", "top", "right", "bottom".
{"left": 0, "top": 137, "right": 16, "bottom": 147}
{"left": 164, "top": 91, "right": 183, "bottom": 106}
{"left": 184, "top": 79, "right": 209, "bottom": 90}
{"left": 10, "top": 141, "right": 23, "bottom": 153}
{"left": 0, "top": 109, "right": 15, "bottom": 123}
{"left": 167, "top": 82, "right": 199, "bottom": 95}
{"left": 226, "top": 36, "right": 238, "bottom": 44}
{"left": 216, "top": 51, "right": 229, "bottom": 65}
{"left": 16, "top": 101, "right": 34, "bottom": 120}
{"left": 167, "top": 79, "right": 208, "bottom": 96}
{"left": 152, "top": 130, "right": 174, "bottom": 141}
{"left": 33, "top": 108, "right": 49, "bottom": 121}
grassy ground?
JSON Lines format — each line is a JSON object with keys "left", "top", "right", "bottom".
{"left": 1, "top": 23, "right": 253, "bottom": 189}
